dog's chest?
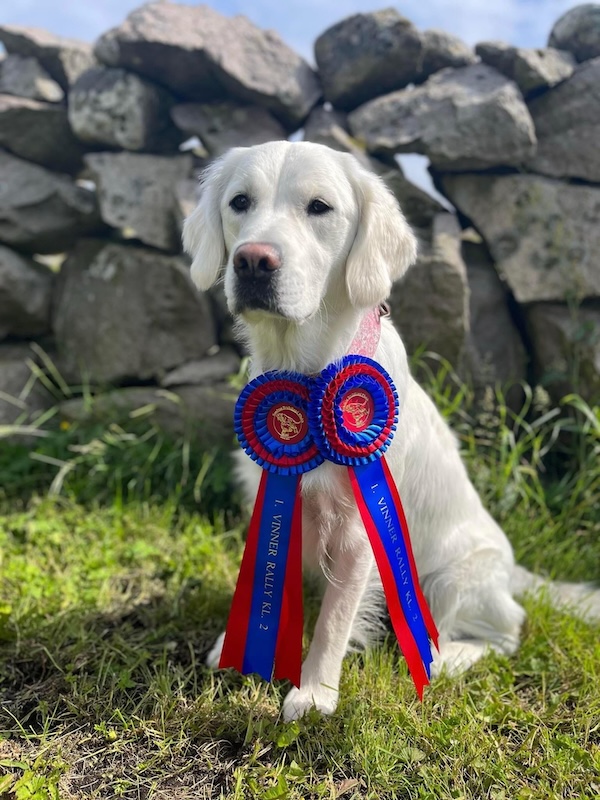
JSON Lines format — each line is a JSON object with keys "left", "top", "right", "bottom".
{"left": 300, "top": 465, "right": 363, "bottom": 571}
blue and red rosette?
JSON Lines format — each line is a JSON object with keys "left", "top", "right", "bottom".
{"left": 235, "top": 371, "right": 323, "bottom": 475}
{"left": 308, "top": 355, "right": 398, "bottom": 466}
{"left": 219, "top": 356, "right": 438, "bottom": 697}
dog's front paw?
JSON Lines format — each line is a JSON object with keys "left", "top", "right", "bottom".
{"left": 282, "top": 684, "right": 339, "bottom": 721}
{"left": 205, "top": 632, "right": 226, "bottom": 669}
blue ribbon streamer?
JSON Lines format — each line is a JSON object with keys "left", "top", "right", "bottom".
{"left": 242, "top": 472, "right": 299, "bottom": 681}
{"left": 353, "top": 458, "right": 434, "bottom": 676}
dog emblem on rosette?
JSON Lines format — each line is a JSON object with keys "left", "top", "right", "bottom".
{"left": 340, "top": 390, "right": 374, "bottom": 432}
{"left": 269, "top": 404, "right": 307, "bottom": 444}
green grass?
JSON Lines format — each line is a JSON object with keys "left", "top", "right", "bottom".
{"left": 0, "top": 366, "right": 599, "bottom": 799}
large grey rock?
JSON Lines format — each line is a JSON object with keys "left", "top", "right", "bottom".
{"left": 0, "top": 343, "right": 54, "bottom": 436}
{"left": 84, "top": 152, "right": 193, "bottom": 251}
{"left": 379, "top": 168, "right": 447, "bottom": 231}
{"left": 69, "top": 67, "right": 180, "bottom": 153}
{"left": 474, "top": 41, "right": 517, "bottom": 80}
{"left": 302, "top": 105, "right": 383, "bottom": 170}
{"left": 0, "top": 54, "right": 64, "bottom": 102}
{"left": 53, "top": 241, "right": 217, "bottom": 384}
{"left": 161, "top": 347, "right": 241, "bottom": 388}
{"left": 527, "top": 58, "right": 600, "bottom": 183}
{"left": 476, "top": 41, "right": 576, "bottom": 95}
{"left": 94, "top": 3, "right": 224, "bottom": 101}
{"left": 348, "top": 64, "right": 536, "bottom": 170}
{"left": 303, "top": 107, "right": 401, "bottom": 175}
{"left": 513, "top": 48, "right": 575, "bottom": 94}
{"left": 390, "top": 213, "right": 469, "bottom": 368}
{"left": 526, "top": 303, "right": 600, "bottom": 402}
{"left": 314, "top": 9, "right": 422, "bottom": 111}
{"left": 462, "top": 236, "right": 527, "bottom": 396}
{"left": 417, "top": 29, "right": 476, "bottom": 81}
{"left": 549, "top": 4, "right": 600, "bottom": 62}
{"left": 171, "top": 102, "right": 286, "bottom": 157}
{"left": 0, "top": 245, "right": 53, "bottom": 340}
{"left": 303, "top": 106, "right": 353, "bottom": 148}
{"left": 0, "top": 150, "right": 102, "bottom": 254}
{"left": 59, "top": 383, "right": 235, "bottom": 444}
{"left": 0, "top": 94, "right": 85, "bottom": 173}
{"left": 0, "top": 25, "right": 95, "bottom": 90}
{"left": 439, "top": 173, "right": 600, "bottom": 304}
{"left": 95, "top": 2, "right": 320, "bottom": 129}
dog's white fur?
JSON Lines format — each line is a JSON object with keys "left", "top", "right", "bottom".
{"left": 183, "top": 141, "right": 599, "bottom": 721}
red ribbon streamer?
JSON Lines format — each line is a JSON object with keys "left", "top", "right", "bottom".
{"left": 219, "top": 472, "right": 304, "bottom": 687}
{"left": 349, "top": 461, "right": 438, "bottom": 698}
{"left": 380, "top": 457, "right": 439, "bottom": 649}
{"left": 219, "top": 471, "right": 268, "bottom": 673}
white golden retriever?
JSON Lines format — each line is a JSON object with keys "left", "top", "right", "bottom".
{"left": 183, "top": 140, "right": 599, "bottom": 721}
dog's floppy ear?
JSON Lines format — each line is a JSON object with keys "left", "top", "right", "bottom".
{"left": 344, "top": 160, "right": 418, "bottom": 308}
{"left": 182, "top": 158, "right": 228, "bottom": 291}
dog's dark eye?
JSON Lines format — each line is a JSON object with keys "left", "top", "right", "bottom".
{"left": 229, "top": 194, "right": 250, "bottom": 212}
{"left": 307, "top": 198, "right": 333, "bottom": 216}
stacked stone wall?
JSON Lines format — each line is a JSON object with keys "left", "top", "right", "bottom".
{"left": 1, "top": 3, "right": 599, "bottom": 438}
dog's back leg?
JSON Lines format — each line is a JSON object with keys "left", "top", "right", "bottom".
{"left": 423, "top": 553, "right": 525, "bottom": 678}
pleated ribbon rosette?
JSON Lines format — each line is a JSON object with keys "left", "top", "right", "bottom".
{"left": 219, "top": 355, "right": 439, "bottom": 697}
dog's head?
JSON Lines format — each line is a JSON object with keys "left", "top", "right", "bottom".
{"left": 183, "top": 141, "right": 417, "bottom": 321}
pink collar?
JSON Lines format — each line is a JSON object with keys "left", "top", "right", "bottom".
{"left": 348, "top": 304, "right": 389, "bottom": 358}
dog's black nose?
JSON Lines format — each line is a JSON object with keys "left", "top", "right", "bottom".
{"left": 233, "top": 243, "right": 282, "bottom": 279}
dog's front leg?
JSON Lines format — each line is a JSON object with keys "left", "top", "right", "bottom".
{"left": 282, "top": 522, "right": 374, "bottom": 721}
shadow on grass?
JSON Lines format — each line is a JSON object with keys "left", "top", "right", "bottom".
{"left": 0, "top": 566, "right": 261, "bottom": 796}
{"left": 2, "top": 578, "right": 217, "bottom": 707}
{"left": 0, "top": 554, "right": 353, "bottom": 799}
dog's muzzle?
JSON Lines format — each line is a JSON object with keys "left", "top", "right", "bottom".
{"left": 232, "top": 242, "right": 282, "bottom": 313}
